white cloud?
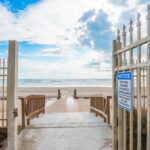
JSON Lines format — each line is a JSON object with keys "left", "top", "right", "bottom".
{"left": 0, "top": 0, "right": 149, "bottom": 79}
{"left": 0, "top": 0, "right": 147, "bottom": 47}
{"left": 19, "top": 49, "right": 112, "bottom": 79}
{"left": 0, "top": 0, "right": 136, "bottom": 45}
{"left": 37, "top": 46, "right": 77, "bottom": 57}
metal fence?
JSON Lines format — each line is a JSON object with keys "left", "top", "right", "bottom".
{"left": 0, "top": 59, "right": 7, "bottom": 130}
{"left": 112, "top": 4, "right": 150, "bottom": 150}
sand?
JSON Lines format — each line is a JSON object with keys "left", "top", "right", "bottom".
{"left": 0, "top": 87, "right": 113, "bottom": 150}
{"left": 18, "top": 87, "right": 112, "bottom": 97}
{"left": 0, "top": 87, "right": 112, "bottom": 127}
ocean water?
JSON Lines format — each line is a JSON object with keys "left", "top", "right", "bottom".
{"left": 18, "top": 79, "right": 112, "bottom": 87}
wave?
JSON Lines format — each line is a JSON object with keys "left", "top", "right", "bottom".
{"left": 18, "top": 79, "right": 112, "bottom": 87}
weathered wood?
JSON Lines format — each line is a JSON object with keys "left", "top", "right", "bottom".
{"left": 21, "top": 95, "right": 45, "bottom": 127}
{"left": 107, "top": 96, "right": 110, "bottom": 124}
{"left": 118, "top": 107, "right": 123, "bottom": 150}
{"left": 129, "top": 19, "right": 134, "bottom": 150}
{"left": 147, "top": 67, "right": 150, "bottom": 150}
{"left": 137, "top": 13, "right": 142, "bottom": 150}
{"left": 112, "top": 40, "right": 118, "bottom": 150}
{"left": 90, "top": 107, "right": 107, "bottom": 118}
{"left": 137, "top": 68, "right": 142, "bottom": 150}
{"left": 114, "top": 36, "right": 150, "bottom": 55}
{"left": 147, "top": 5, "right": 150, "bottom": 150}
{"left": 117, "top": 36, "right": 124, "bottom": 150}
{"left": 7, "top": 40, "right": 18, "bottom": 150}
{"left": 114, "top": 61, "right": 150, "bottom": 71}
{"left": 21, "top": 98, "right": 26, "bottom": 128}
{"left": 113, "top": 6, "right": 150, "bottom": 150}
{"left": 90, "top": 96, "right": 111, "bottom": 124}
{"left": 122, "top": 25, "right": 127, "bottom": 150}
{"left": 0, "top": 59, "right": 7, "bottom": 128}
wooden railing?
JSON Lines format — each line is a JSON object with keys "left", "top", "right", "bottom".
{"left": 90, "top": 95, "right": 112, "bottom": 126}
{"left": 20, "top": 95, "right": 46, "bottom": 128}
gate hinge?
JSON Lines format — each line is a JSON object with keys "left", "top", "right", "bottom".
{"left": 13, "top": 108, "right": 18, "bottom": 118}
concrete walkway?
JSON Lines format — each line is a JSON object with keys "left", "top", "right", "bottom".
{"left": 17, "top": 90, "right": 112, "bottom": 150}
{"left": 18, "top": 112, "right": 112, "bottom": 150}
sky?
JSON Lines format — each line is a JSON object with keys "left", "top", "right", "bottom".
{"left": 0, "top": 0, "right": 149, "bottom": 79}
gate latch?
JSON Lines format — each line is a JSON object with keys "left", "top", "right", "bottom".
{"left": 13, "top": 108, "right": 18, "bottom": 118}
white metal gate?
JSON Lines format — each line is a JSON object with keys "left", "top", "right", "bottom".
{"left": 112, "top": 4, "right": 150, "bottom": 150}
{"left": 0, "top": 59, "right": 7, "bottom": 133}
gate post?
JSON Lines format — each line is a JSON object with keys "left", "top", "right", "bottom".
{"left": 7, "top": 40, "right": 18, "bottom": 150}
{"left": 147, "top": 4, "right": 150, "bottom": 150}
{"left": 112, "top": 40, "right": 118, "bottom": 150}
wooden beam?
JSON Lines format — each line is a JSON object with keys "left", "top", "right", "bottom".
{"left": 147, "top": 7, "right": 150, "bottom": 150}
{"left": 114, "top": 36, "right": 150, "bottom": 55}
{"left": 7, "top": 40, "right": 18, "bottom": 150}
{"left": 114, "top": 61, "right": 150, "bottom": 72}
{"left": 147, "top": 67, "right": 150, "bottom": 150}
{"left": 112, "top": 40, "right": 118, "bottom": 150}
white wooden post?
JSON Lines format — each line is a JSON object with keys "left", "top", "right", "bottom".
{"left": 7, "top": 40, "right": 18, "bottom": 150}
{"left": 137, "top": 13, "right": 142, "bottom": 150}
{"left": 117, "top": 29, "right": 123, "bottom": 150}
{"left": 112, "top": 40, "right": 118, "bottom": 150}
{"left": 129, "top": 19, "right": 134, "bottom": 150}
{"left": 122, "top": 25, "right": 127, "bottom": 150}
{"left": 147, "top": 4, "right": 150, "bottom": 150}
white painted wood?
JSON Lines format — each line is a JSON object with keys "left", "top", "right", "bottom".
{"left": 112, "top": 40, "right": 118, "bottom": 150}
{"left": 147, "top": 67, "right": 150, "bottom": 150}
{"left": 7, "top": 40, "right": 18, "bottom": 150}
{"left": 113, "top": 5, "right": 150, "bottom": 150}
{"left": 114, "top": 60, "right": 150, "bottom": 72}
{"left": 117, "top": 38, "right": 123, "bottom": 150}
{"left": 122, "top": 25, "right": 127, "bottom": 150}
{"left": 137, "top": 68, "right": 142, "bottom": 150}
{"left": 114, "top": 36, "right": 150, "bottom": 55}
{"left": 147, "top": 5, "right": 150, "bottom": 150}
{"left": 129, "top": 19, "right": 134, "bottom": 150}
{"left": 137, "top": 13, "right": 142, "bottom": 150}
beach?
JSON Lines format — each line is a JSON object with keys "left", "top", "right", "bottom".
{"left": 0, "top": 86, "right": 112, "bottom": 126}
{"left": 18, "top": 87, "right": 112, "bottom": 97}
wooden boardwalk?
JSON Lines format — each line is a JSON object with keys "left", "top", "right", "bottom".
{"left": 2, "top": 90, "right": 112, "bottom": 150}
{"left": 18, "top": 112, "right": 112, "bottom": 150}
{"left": 18, "top": 91, "right": 112, "bottom": 150}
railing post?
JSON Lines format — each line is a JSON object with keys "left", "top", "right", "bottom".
{"left": 129, "top": 18, "right": 134, "bottom": 150}
{"left": 147, "top": 4, "right": 150, "bottom": 150}
{"left": 112, "top": 39, "right": 118, "bottom": 150}
{"left": 122, "top": 24, "right": 127, "bottom": 150}
{"left": 7, "top": 40, "right": 18, "bottom": 150}
{"left": 116, "top": 29, "right": 123, "bottom": 150}
{"left": 21, "top": 98, "right": 26, "bottom": 128}
{"left": 137, "top": 12, "right": 142, "bottom": 150}
{"left": 58, "top": 89, "right": 61, "bottom": 100}
{"left": 107, "top": 96, "right": 110, "bottom": 125}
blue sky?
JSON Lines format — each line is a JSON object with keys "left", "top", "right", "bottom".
{"left": 0, "top": 0, "right": 149, "bottom": 79}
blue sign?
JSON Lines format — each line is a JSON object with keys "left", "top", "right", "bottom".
{"left": 117, "top": 72, "right": 132, "bottom": 111}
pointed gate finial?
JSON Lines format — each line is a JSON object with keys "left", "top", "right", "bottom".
{"left": 123, "top": 25, "right": 126, "bottom": 32}
{"left": 129, "top": 19, "right": 133, "bottom": 27}
{"left": 137, "top": 12, "right": 141, "bottom": 23}
{"left": 147, "top": 4, "right": 150, "bottom": 16}
{"left": 117, "top": 29, "right": 120, "bottom": 42}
